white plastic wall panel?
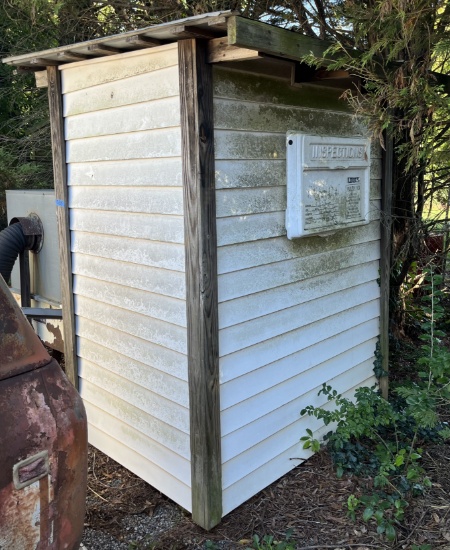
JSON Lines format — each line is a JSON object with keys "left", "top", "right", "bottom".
{"left": 61, "top": 44, "right": 192, "bottom": 508}
{"left": 213, "top": 66, "right": 381, "bottom": 514}
{"left": 6, "top": 190, "right": 64, "bottom": 351}
{"left": 6, "top": 190, "right": 61, "bottom": 304}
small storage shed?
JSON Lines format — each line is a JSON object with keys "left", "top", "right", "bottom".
{"left": 3, "top": 11, "right": 389, "bottom": 529}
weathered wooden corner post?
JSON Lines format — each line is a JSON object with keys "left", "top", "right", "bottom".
{"left": 379, "top": 133, "right": 393, "bottom": 399}
{"left": 179, "top": 38, "right": 222, "bottom": 530}
{"left": 47, "top": 65, "right": 78, "bottom": 390}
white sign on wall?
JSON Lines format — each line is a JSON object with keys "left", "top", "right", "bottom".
{"left": 286, "top": 133, "right": 371, "bottom": 239}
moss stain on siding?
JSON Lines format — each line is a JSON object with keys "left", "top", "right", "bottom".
{"left": 214, "top": 66, "right": 349, "bottom": 112}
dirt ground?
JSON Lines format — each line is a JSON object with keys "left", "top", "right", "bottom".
{"left": 83, "top": 440, "right": 450, "bottom": 549}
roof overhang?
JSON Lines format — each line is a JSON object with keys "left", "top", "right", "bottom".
{"left": 3, "top": 12, "right": 449, "bottom": 93}
{"left": 2, "top": 12, "right": 359, "bottom": 90}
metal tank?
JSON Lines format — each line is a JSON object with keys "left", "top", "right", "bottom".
{"left": 0, "top": 274, "right": 87, "bottom": 549}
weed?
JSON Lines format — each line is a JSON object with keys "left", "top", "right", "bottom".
{"left": 245, "top": 530, "right": 296, "bottom": 550}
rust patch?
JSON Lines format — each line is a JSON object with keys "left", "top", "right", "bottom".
{"left": 0, "top": 360, "right": 87, "bottom": 550}
{"left": 0, "top": 287, "right": 28, "bottom": 360}
{"left": 0, "top": 276, "right": 50, "bottom": 378}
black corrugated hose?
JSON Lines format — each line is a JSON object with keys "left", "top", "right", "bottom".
{"left": 0, "top": 223, "right": 27, "bottom": 282}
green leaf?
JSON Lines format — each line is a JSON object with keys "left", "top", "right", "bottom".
{"left": 374, "top": 510, "right": 384, "bottom": 522}
{"left": 363, "top": 507, "right": 374, "bottom": 521}
{"left": 394, "top": 454, "right": 405, "bottom": 467}
{"left": 385, "top": 523, "right": 396, "bottom": 541}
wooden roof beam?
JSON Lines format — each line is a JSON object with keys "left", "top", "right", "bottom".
{"left": 227, "top": 16, "right": 450, "bottom": 94}
{"left": 172, "top": 25, "right": 219, "bottom": 40}
{"left": 125, "top": 35, "right": 162, "bottom": 48}
{"left": 30, "top": 57, "right": 60, "bottom": 67}
{"left": 227, "top": 16, "right": 332, "bottom": 63}
{"left": 57, "top": 51, "right": 89, "bottom": 62}
{"left": 207, "top": 14, "right": 229, "bottom": 28}
{"left": 208, "top": 37, "right": 261, "bottom": 63}
{"left": 87, "top": 44, "right": 123, "bottom": 56}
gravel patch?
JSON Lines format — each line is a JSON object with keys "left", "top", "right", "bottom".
{"left": 83, "top": 503, "right": 183, "bottom": 549}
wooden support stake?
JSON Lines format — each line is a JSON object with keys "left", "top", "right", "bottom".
{"left": 178, "top": 38, "right": 222, "bottom": 530}
{"left": 379, "top": 134, "right": 393, "bottom": 399}
{"left": 47, "top": 66, "right": 78, "bottom": 389}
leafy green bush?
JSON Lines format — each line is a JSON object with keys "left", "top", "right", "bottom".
{"left": 300, "top": 269, "right": 450, "bottom": 541}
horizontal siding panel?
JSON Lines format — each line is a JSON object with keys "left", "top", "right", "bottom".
{"left": 220, "top": 299, "right": 379, "bottom": 384}
{"left": 74, "top": 275, "right": 187, "bottom": 327}
{"left": 218, "top": 240, "right": 380, "bottom": 302}
{"left": 219, "top": 260, "right": 379, "bottom": 328}
{"left": 85, "top": 402, "right": 190, "bottom": 488}
{"left": 371, "top": 161, "right": 382, "bottom": 180}
{"left": 214, "top": 97, "right": 363, "bottom": 135}
{"left": 221, "top": 334, "right": 378, "bottom": 414}
{"left": 61, "top": 43, "right": 178, "bottom": 93}
{"left": 213, "top": 66, "right": 349, "bottom": 113}
{"left": 75, "top": 295, "right": 187, "bottom": 354}
{"left": 221, "top": 377, "right": 375, "bottom": 515}
{"left": 72, "top": 256, "right": 185, "bottom": 299}
{"left": 67, "top": 157, "right": 182, "bottom": 187}
{"left": 69, "top": 186, "right": 183, "bottom": 216}
{"left": 216, "top": 187, "right": 285, "bottom": 218}
{"left": 76, "top": 318, "right": 187, "bottom": 381}
{"left": 80, "top": 359, "right": 188, "bottom": 431}
{"left": 371, "top": 178, "right": 381, "bottom": 200}
{"left": 65, "top": 96, "right": 180, "bottom": 140}
{"left": 87, "top": 423, "right": 191, "bottom": 512}
{"left": 217, "top": 221, "right": 380, "bottom": 274}
{"left": 222, "top": 364, "right": 376, "bottom": 488}
{"left": 63, "top": 65, "right": 180, "bottom": 116}
{"left": 215, "top": 161, "right": 379, "bottom": 198}
{"left": 221, "top": 348, "right": 377, "bottom": 461}
{"left": 216, "top": 211, "right": 286, "bottom": 246}
{"left": 219, "top": 281, "right": 379, "bottom": 356}
{"left": 216, "top": 185, "right": 380, "bottom": 223}
{"left": 66, "top": 127, "right": 181, "bottom": 163}
{"left": 70, "top": 210, "right": 184, "bottom": 243}
{"left": 371, "top": 139, "right": 382, "bottom": 159}
{"left": 81, "top": 380, "right": 190, "bottom": 457}
{"left": 78, "top": 338, "right": 188, "bottom": 406}
{"left": 215, "top": 159, "right": 285, "bottom": 189}
{"left": 222, "top": 440, "right": 309, "bottom": 515}
{"left": 368, "top": 199, "right": 381, "bottom": 221}
{"left": 215, "top": 130, "right": 285, "bottom": 160}
{"left": 72, "top": 233, "right": 185, "bottom": 272}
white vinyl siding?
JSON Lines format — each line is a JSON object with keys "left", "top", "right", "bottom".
{"left": 61, "top": 44, "right": 192, "bottom": 511}
{"left": 213, "top": 66, "right": 381, "bottom": 515}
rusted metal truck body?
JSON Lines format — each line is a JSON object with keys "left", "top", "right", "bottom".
{"left": 0, "top": 275, "right": 87, "bottom": 549}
